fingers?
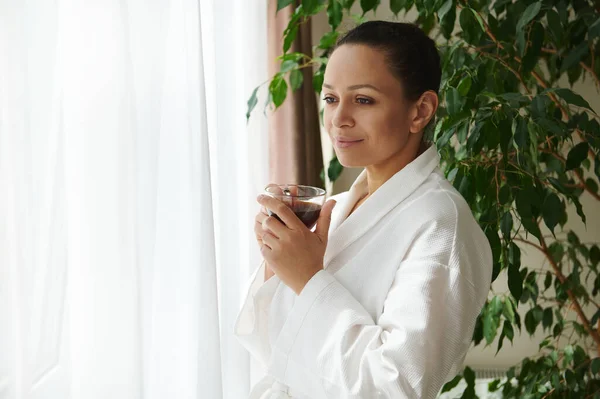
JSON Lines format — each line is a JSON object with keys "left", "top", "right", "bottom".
{"left": 254, "top": 206, "right": 287, "bottom": 251}
{"left": 261, "top": 231, "right": 278, "bottom": 249}
{"left": 314, "top": 199, "right": 336, "bottom": 241}
{"left": 257, "top": 195, "right": 304, "bottom": 230}
{"left": 254, "top": 207, "right": 268, "bottom": 247}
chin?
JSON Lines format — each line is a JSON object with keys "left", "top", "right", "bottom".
{"left": 336, "top": 154, "right": 368, "bottom": 168}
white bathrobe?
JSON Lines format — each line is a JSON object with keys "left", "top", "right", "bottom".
{"left": 234, "top": 146, "right": 493, "bottom": 399}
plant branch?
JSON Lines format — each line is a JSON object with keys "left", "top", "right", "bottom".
{"left": 541, "top": 150, "right": 600, "bottom": 202}
{"left": 468, "top": 7, "right": 599, "bottom": 163}
{"left": 541, "top": 47, "right": 600, "bottom": 90}
{"left": 514, "top": 237, "right": 600, "bottom": 355}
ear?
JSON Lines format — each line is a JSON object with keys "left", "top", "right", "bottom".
{"left": 409, "top": 91, "right": 439, "bottom": 134}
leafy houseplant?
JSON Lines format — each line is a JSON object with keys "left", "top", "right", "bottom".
{"left": 248, "top": 0, "right": 600, "bottom": 396}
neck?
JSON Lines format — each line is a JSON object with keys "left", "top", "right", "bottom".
{"left": 363, "top": 138, "right": 427, "bottom": 198}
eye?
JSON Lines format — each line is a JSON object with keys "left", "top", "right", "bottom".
{"left": 356, "top": 97, "right": 373, "bottom": 105}
{"left": 323, "top": 96, "right": 337, "bottom": 104}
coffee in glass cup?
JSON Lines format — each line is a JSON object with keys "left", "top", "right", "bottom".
{"left": 264, "top": 184, "right": 326, "bottom": 230}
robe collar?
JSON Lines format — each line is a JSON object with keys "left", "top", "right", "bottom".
{"left": 324, "top": 145, "right": 441, "bottom": 270}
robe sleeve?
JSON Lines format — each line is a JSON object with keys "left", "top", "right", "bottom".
{"left": 234, "top": 261, "right": 282, "bottom": 368}
{"left": 266, "top": 257, "right": 490, "bottom": 399}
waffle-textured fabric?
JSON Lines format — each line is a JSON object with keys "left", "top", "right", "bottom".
{"left": 234, "top": 146, "right": 493, "bottom": 399}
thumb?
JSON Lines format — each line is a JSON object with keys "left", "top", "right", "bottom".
{"left": 315, "top": 199, "right": 336, "bottom": 242}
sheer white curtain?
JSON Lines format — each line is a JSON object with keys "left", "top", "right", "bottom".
{"left": 0, "top": 0, "right": 268, "bottom": 398}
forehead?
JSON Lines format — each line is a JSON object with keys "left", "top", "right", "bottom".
{"left": 323, "top": 44, "right": 400, "bottom": 90}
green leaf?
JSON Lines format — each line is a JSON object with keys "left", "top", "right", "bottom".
{"left": 590, "top": 17, "right": 600, "bottom": 39}
{"left": 548, "top": 88, "right": 596, "bottom": 114}
{"left": 503, "top": 298, "right": 516, "bottom": 324}
{"left": 516, "top": 30, "right": 527, "bottom": 57}
{"left": 572, "top": 196, "right": 586, "bottom": 225}
{"left": 565, "top": 142, "right": 589, "bottom": 171}
{"left": 459, "top": 8, "right": 484, "bottom": 44}
{"left": 547, "top": 177, "right": 573, "bottom": 196}
{"left": 544, "top": 271, "right": 552, "bottom": 291}
{"left": 543, "top": 308, "right": 553, "bottom": 330}
{"left": 457, "top": 76, "right": 472, "bottom": 97}
{"left": 496, "top": 328, "right": 505, "bottom": 354}
{"left": 521, "top": 22, "right": 544, "bottom": 76}
{"left": 561, "top": 42, "right": 589, "bottom": 74}
{"left": 568, "top": 65, "right": 582, "bottom": 87}
{"left": 438, "top": 0, "right": 456, "bottom": 39}
{"left": 546, "top": 9, "right": 562, "bottom": 44}
{"left": 567, "top": 231, "right": 580, "bottom": 246}
{"left": 509, "top": 242, "right": 521, "bottom": 267}
{"left": 592, "top": 358, "right": 600, "bottom": 375}
{"left": 508, "top": 261, "right": 523, "bottom": 301}
{"left": 503, "top": 320, "right": 515, "bottom": 341}
{"left": 318, "top": 31, "right": 339, "bottom": 49}
{"left": 277, "top": 0, "right": 294, "bottom": 11}
{"left": 280, "top": 59, "right": 297, "bottom": 73}
{"left": 463, "top": 366, "right": 476, "bottom": 386}
{"left": 437, "top": 0, "right": 452, "bottom": 21}
{"left": 516, "top": 1, "right": 541, "bottom": 32}
{"left": 436, "top": 125, "right": 455, "bottom": 149}
{"left": 328, "top": 156, "right": 343, "bottom": 182}
{"left": 279, "top": 52, "right": 306, "bottom": 62}
{"left": 591, "top": 245, "right": 600, "bottom": 267}
{"left": 499, "top": 184, "right": 511, "bottom": 205}
{"left": 360, "top": 0, "right": 379, "bottom": 14}
{"left": 327, "top": 0, "right": 343, "bottom": 30}
{"left": 513, "top": 117, "right": 528, "bottom": 150}
{"left": 441, "top": 374, "right": 462, "bottom": 393}
{"left": 501, "top": 212, "right": 513, "bottom": 239}
{"left": 488, "top": 379, "right": 501, "bottom": 392}
{"left": 586, "top": 178, "right": 599, "bottom": 194}
{"left": 542, "top": 193, "right": 562, "bottom": 236}
{"left": 269, "top": 75, "right": 288, "bottom": 108}
{"left": 472, "top": 313, "right": 484, "bottom": 345}
{"left": 525, "top": 308, "right": 538, "bottom": 335}
{"left": 246, "top": 86, "right": 259, "bottom": 122}
{"left": 313, "top": 67, "right": 325, "bottom": 93}
{"left": 490, "top": 296, "right": 503, "bottom": 315}
{"left": 564, "top": 344, "right": 574, "bottom": 364}
{"left": 283, "top": 24, "right": 298, "bottom": 53}
{"left": 445, "top": 87, "right": 462, "bottom": 116}
{"left": 483, "top": 307, "right": 500, "bottom": 344}
{"left": 303, "top": 0, "right": 324, "bottom": 14}
{"left": 390, "top": 0, "right": 405, "bottom": 14}
{"left": 341, "top": 0, "right": 356, "bottom": 7}
{"left": 290, "top": 69, "right": 304, "bottom": 91}
{"left": 516, "top": 189, "right": 542, "bottom": 241}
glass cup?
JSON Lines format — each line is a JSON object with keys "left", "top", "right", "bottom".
{"left": 264, "top": 184, "right": 326, "bottom": 230}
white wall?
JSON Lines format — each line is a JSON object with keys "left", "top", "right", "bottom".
{"left": 311, "top": 6, "right": 600, "bottom": 369}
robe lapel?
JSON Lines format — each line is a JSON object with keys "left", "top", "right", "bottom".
{"left": 323, "top": 146, "right": 441, "bottom": 271}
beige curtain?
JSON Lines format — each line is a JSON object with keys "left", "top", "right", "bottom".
{"left": 267, "top": 0, "right": 324, "bottom": 188}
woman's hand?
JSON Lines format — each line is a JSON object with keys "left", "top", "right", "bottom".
{"left": 255, "top": 194, "right": 336, "bottom": 295}
{"left": 254, "top": 206, "right": 275, "bottom": 281}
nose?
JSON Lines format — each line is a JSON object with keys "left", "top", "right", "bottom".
{"left": 331, "top": 101, "right": 355, "bottom": 129}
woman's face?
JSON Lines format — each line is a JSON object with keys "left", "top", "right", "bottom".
{"left": 322, "top": 44, "right": 417, "bottom": 168}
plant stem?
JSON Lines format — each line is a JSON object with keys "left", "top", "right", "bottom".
{"left": 469, "top": 7, "right": 598, "bottom": 163}
{"left": 541, "top": 47, "right": 600, "bottom": 90}
{"left": 514, "top": 237, "right": 600, "bottom": 355}
{"left": 541, "top": 150, "right": 600, "bottom": 202}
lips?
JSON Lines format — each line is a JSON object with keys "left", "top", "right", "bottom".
{"left": 334, "top": 137, "right": 364, "bottom": 149}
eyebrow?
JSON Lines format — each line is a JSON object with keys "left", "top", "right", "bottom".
{"left": 322, "top": 83, "right": 382, "bottom": 93}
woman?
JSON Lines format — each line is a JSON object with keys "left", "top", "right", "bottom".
{"left": 234, "top": 21, "right": 492, "bottom": 399}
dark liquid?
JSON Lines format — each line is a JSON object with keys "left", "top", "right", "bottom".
{"left": 268, "top": 200, "right": 322, "bottom": 229}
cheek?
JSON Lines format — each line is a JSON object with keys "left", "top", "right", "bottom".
{"left": 368, "top": 109, "right": 409, "bottom": 144}
{"left": 323, "top": 108, "right": 333, "bottom": 130}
